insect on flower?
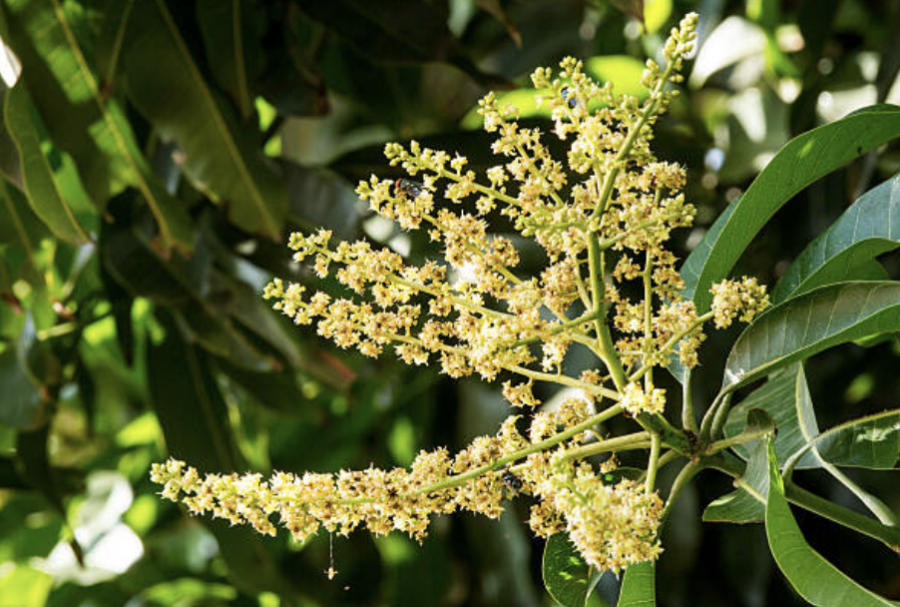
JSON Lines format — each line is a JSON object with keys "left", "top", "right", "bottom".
{"left": 394, "top": 178, "right": 425, "bottom": 199}
{"left": 501, "top": 466, "right": 524, "bottom": 496}
{"left": 560, "top": 86, "right": 580, "bottom": 109}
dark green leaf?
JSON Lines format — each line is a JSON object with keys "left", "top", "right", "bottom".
{"left": 542, "top": 533, "right": 607, "bottom": 607}
{"left": 765, "top": 437, "right": 896, "bottom": 606}
{"left": 196, "top": 0, "right": 259, "bottom": 120}
{"left": 298, "top": 0, "right": 507, "bottom": 88}
{"left": 3, "top": 0, "right": 194, "bottom": 252}
{"left": 726, "top": 365, "right": 897, "bottom": 524}
{"left": 0, "top": 347, "right": 44, "bottom": 430}
{"left": 773, "top": 173, "right": 900, "bottom": 303}
{"left": 4, "top": 85, "right": 93, "bottom": 243}
{"left": 681, "top": 105, "right": 900, "bottom": 315}
{"left": 724, "top": 364, "right": 821, "bottom": 467}
{"left": 791, "top": 409, "right": 900, "bottom": 471}
{"left": 281, "top": 161, "right": 363, "bottom": 240}
{"left": 124, "top": 0, "right": 287, "bottom": 238}
{"left": 703, "top": 432, "right": 769, "bottom": 524}
{"left": 723, "top": 281, "right": 900, "bottom": 392}
{"left": 0, "top": 176, "right": 47, "bottom": 251}
{"left": 146, "top": 315, "right": 296, "bottom": 596}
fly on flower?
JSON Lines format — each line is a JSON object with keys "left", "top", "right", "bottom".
{"left": 560, "top": 86, "right": 580, "bottom": 109}
{"left": 395, "top": 178, "right": 425, "bottom": 199}
{"left": 501, "top": 466, "right": 524, "bottom": 497}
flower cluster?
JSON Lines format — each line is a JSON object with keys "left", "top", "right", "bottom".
{"left": 710, "top": 277, "right": 770, "bottom": 329}
{"left": 155, "top": 13, "right": 771, "bottom": 575}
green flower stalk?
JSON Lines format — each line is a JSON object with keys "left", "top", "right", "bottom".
{"left": 152, "top": 13, "right": 770, "bottom": 575}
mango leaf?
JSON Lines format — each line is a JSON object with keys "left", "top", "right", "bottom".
{"left": 616, "top": 561, "right": 655, "bottom": 607}
{"left": 680, "top": 104, "right": 900, "bottom": 315}
{"left": 124, "top": 0, "right": 287, "bottom": 239}
{"left": 542, "top": 533, "right": 607, "bottom": 607}
{"left": 723, "top": 281, "right": 900, "bottom": 392}
{"left": 297, "top": 0, "right": 507, "bottom": 88}
{"left": 789, "top": 409, "right": 900, "bottom": 471}
{"left": 726, "top": 364, "right": 897, "bottom": 525}
{"left": 0, "top": 176, "right": 47, "bottom": 252}
{"left": 147, "top": 314, "right": 296, "bottom": 597}
{"left": 765, "top": 437, "right": 897, "bottom": 607}
{"left": 3, "top": 0, "right": 194, "bottom": 252}
{"left": 773, "top": 173, "right": 900, "bottom": 303}
{"left": 0, "top": 347, "right": 43, "bottom": 430}
{"left": 3, "top": 85, "right": 93, "bottom": 243}
{"left": 703, "top": 429, "right": 770, "bottom": 524}
{"left": 195, "top": 0, "right": 260, "bottom": 120}
{"left": 724, "top": 364, "right": 820, "bottom": 467}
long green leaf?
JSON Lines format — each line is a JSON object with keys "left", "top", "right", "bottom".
{"left": 681, "top": 104, "right": 900, "bottom": 314}
{"left": 788, "top": 409, "right": 900, "bottom": 471}
{"left": 773, "top": 173, "right": 900, "bottom": 303}
{"left": 4, "top": 0, "right": 194, "bottom": 252}
{"left": 765, "top": 437, "right": 896, "bottom": 607}
{"left": 723, "top": 281, "right": 900, "bottom": 392}
{"left": 4, "top": 85, "right": 93, "bottom": 243}
{"left": 616, "top": 561, "right": 655, "bottom": 607}
{"left": 196, "top": 0, "right": 256, "bottom": 120}
{"left": 723, "top": 365, "right": 896, "bottom": 524}
{"left": 723, "top": 364, "right": 820, "bottom": 467}
{"left": 146, "top": 314, "right": 295, "bottom": 597}
{"left": 123, "top": 0, "right": 287, "bottom": 238}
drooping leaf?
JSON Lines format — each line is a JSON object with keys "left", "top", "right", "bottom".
{"left": 765, "top": 437, "right": 896, "bottom": 607}
{"left": 146, "top": 313, "right": 296, "bottom": 597}
{"left": 680, "top": 105, "right": 900, "bottom": 315}
{"left": 195, "top": 0, "right": 260, "bottom": 120}
{"left": 3, "top": 85, "right": 93, "bottom": 243}
{"left": 772, "top": 172, "right": 900, "bottom": 303}
{"left": 542, "top": 533, "right": 607, "bottom": 607}
{"left": 790, "top": 409, "right": 900, "bottom": 471}
{"left": 3, "top": 0, "right": 194, "bottom": 252}
{"left": 616, "top": 561, "right": 655, "bottom": 607}
{"left": 123, "top": 0, "right": 287, "bottom": 238}
{"left": 725, "top": 364, "right": 897, "bottom": 524}
{"left": 703, "top": 430, "right": 769, "bottom": 524}
{"left": 297, "top": 0, "right": 507, "bottom": 88}
{"left": 724, "top": 364, "right": 821, "bottom": 467}
{"left": 723, "top": 281, "right": 900, "bottom": 392}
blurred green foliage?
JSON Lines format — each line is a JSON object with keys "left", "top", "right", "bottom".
{"left": 0, "top": 0, "right": 898, "bottom": 606}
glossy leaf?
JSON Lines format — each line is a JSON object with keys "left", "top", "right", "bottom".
{"left": 773, "top": 173, "right": 900, "bottom": 303}
{"left": 4, "top": 85, "right": 93, "bottom": 243}
{"left": 724, "top": 364, "right": 820, "bottom": 467}
{"left": 680, "top": 104, "right": 900, "bottom": 315}
{"left": 723, "top": 281, "right": 900, "bottom": 391}
{"left": 703, "top": 433, "right": 769, "bottom": 524}
{"left": 765, "top": 438, "right": 896, "bottom": 607}
{"left": 616, "top": 561, "right": 655, "bottom": 607}
{"left": 542, "top": 533, "right": 607, "bottom": 607}
{"left": 790, "top": 409, "right": 900, "bottom": 471}
{"left": 3, "top": 0, "right": 194, "bottom": 252}
{"left": 124, "top": 0, "right": 287, "bottom": 238}
{"left": 726, "top": 364, "right": 897, "bottom": 524}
